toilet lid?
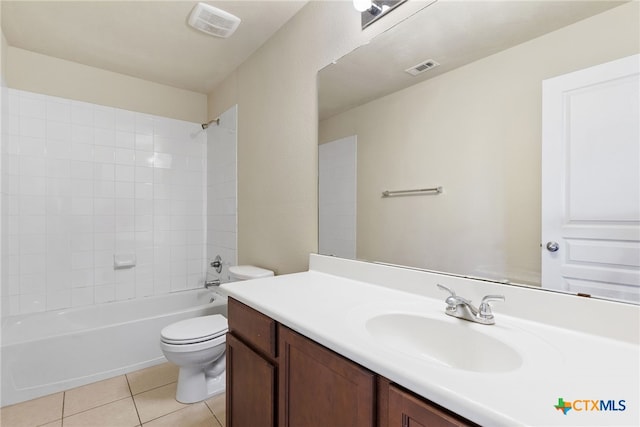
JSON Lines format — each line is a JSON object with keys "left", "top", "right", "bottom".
{"left": 161, "top": 314, "right": 228, "bottom": 345}
{"left": 229, "top": 265, "right": 274, "bottom": 280}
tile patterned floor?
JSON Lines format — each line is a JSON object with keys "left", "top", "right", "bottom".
{"left": 0, "top": 363, "right": 226, "bottom": 427}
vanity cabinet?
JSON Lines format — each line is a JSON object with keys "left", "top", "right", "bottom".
{"left": 227, "top": 297, "right": 474, "bottom": 427}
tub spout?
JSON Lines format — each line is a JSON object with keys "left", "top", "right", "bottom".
{"left": 205, "top": 279, "right": 221, "bottom": 289}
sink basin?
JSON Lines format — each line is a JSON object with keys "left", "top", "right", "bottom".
{"left": 366, "top": 313, "right": 523, "bottom": 373}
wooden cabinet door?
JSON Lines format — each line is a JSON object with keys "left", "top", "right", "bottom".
{"left": 226, "top": 333, "right": 277, "bottom": 427}
{"left": 386, "top": 383, "right": 475, "bottom": 427}
{"left": 279, "top": 326, "right": 375, "bottom": 427}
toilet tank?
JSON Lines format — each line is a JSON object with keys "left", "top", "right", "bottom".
{"left": 229, "top": 265, "right": 274, "bottom": 281}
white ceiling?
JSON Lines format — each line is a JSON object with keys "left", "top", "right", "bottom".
{"left": 318, "top": 0, "right": 627, "bottom": 120}
{"left": 1, "top": 0, "right": 307, "bottom": 94}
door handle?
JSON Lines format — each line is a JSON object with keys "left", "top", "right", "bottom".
{"left": 546, "top": 241, "right": 560, "bottom": 252}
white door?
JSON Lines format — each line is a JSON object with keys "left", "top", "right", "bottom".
{"left": 542, "top": 54, "right": 640, "bottom": 303}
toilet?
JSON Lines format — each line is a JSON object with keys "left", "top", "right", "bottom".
{"left": 160, "top": 314, "right": 228, "bottom": 403}
{"left": 160, "top": 264, "right": 274, "bottom": 403}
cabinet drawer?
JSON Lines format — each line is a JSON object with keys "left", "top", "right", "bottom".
{"left": 228, "top": 297, "right": 277, "bottom": 358}
{"left": 385, "top": 382, "right": 477, "bottom": 427}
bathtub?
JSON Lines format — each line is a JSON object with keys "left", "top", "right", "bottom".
{"left": 1, "top": 289, "right": 227, "bottom": 407}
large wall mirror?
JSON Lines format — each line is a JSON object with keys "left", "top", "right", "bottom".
{"left": 318, "top": 0, "right": 639, "bottom": 303}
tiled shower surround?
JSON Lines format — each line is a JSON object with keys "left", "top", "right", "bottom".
{"left": 1, "top": 89, "right": 215, "bottom": 315}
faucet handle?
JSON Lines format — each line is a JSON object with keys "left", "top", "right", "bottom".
{"left": 437, "top": 284, "right": 456, "bottom": 296}
{"left": 437, "top": 284, "right": 471, "bottom": 308}
{"left": 479, "top": 295, "right": 505, "bottom": 318}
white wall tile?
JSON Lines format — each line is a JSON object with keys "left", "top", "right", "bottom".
{"left": 94, "top": 233, "right": 115, "bottom": 250}
{"left": 47, "top": 290, "right": 71, "bottom": 310}
{"left": 47, "top": 121, "right": 72, "bottom": 141}
{"left": 71, "top": 233, "right": 93, "bottom": 252}
{"left": 94, "top": 215, "right": 115, "bottom": 233}
{"left": 69, "top": 143, "right": 93, "bottom": 161}
{"left": 115, "top": 198, "right": 135, "bottom": 216}
{"left": 135, "top": 183, "right": 153, "bottom": 200}
{"left": 46, "top": 271, "right": 71, "bottom": 291}
{"left": 71, "top": 251, "right": 93, "bottom": 270}
{"left": 115, "top": 165, "right": 135, "bottom": 182}
{"left": 135, "top": 151, "right": 154, "bottom": 167}
{"left": 47, "top": 140, "right": 71, "bottom": 159}
{"left": 115, "top": 282, "right": 135, "bottom": 301}
{"left": 116, "top": 131, "right": 135, "bottom": 148}
{"left": 71, "top": 180, "right": 93, "bottom": 198}
{"left": 135, "top": 166, "right": 153, "bottom": 183}
{"left": 135, "top": 134, "right": 153, "bottom": 152}
{"left": 135, "top": 215, "right": 153, "bottom": 232}
{"left": 94, "top": 163, "right": 115, "bottom": 181}
{"left": 95, "top": 198, "right": 115, "bottom": 215}
{"left": 70, "top": 161, "right": 94, "bottom": 180}
{"left": 114, "top": 148, "right": 135, "bottom": 165}
{"left": 2, "top": 90, "right": 209, "bottom": 315}
{"left": 94, "top": 181, "right": 115, "bottom": 198}
{"left": 94, "top": 106, "right": 115, "bottom": 130}
{"left": 95, "top": 128, "right": 116, "bottom": 146}
{"left": 19, "top": 195, "right": 46, "bottom": 215}
{"left": 115, "top": 215, "right": 135, "bottom": 233}
{"left": 71, "top": 268, "right": 93, "bottom": 288}
{"left": 71, "top": 125, "right": 93, "bottom": 145}
{"left": 20, "top": 215, "right": 46, "bottom": 234}
{"left": 71, "top": 287, "right": 94, "bottom": 307}
{"left": 19, "top": 136, "right": 46, "bottom": 156}
{"left": 71, "top": 197, "right": 93, "bottom": 215}
{"left": 135, "top": 113, "right": 155, "bottom": 135}
{"left": 115, "top": 110, "right": 135, "bottom": 132}
{"left": 20, "top": 97, "right": 46, "bottom": 119}
{"left": 71, "top": 101, "right": 94, "bottom": 125}
{"left": 115, "top": 182, "right": 134, "bottom": 198}
{"left": 19, "top": 294, "right": 46, "bottom": 314}
{"left": 46, "top": 100, "right": 71, "bottom": 123}
{"left": 47, "top": 159, "right": 70, "bottom": 178}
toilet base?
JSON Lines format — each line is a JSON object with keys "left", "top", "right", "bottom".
{"left": 174, "top": 353, "right": 226, "bottom": 404}
{"left": 175, "top": 366, "right": 226, "bottom": 404}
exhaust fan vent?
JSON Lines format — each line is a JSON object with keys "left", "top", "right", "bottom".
{"left": 405, "top": 59, "right": 440, "bottom": 76}
{"left": 188, "top": 3, "right": 241, "bottom": 38}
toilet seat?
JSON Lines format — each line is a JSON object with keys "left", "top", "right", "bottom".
{"left": 160, "top": 314, "right": 228, "bottom": 345}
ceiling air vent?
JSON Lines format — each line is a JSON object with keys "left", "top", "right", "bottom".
{"left": 405, "top": 59, "right": 440, "bottom": 76}
{"left": 188, "top": 3, "right": 241, "bottom": 38}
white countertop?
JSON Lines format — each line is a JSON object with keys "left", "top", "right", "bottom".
{"left": 221, "top": 256, "right": 639, "bottom": 427}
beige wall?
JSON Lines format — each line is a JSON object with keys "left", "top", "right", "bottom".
{"left": 319, "top": 2, "right": 639, "bottom": 285}
{"left": 6, "top": 47, "right": 207, "bottom": 123}
{"left": 207, "top": 0, "right": 433, "bottom": 274}
{"left": 1, "top": 30, "right": 6, "bottom": 83}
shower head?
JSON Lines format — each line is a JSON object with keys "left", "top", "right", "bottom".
{"left": 202, "top": 118, "right": 220, "bottom": 130}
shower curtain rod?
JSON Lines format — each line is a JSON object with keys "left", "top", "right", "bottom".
{"left": 201, "top": 118, "right": 220, "bottom": 129}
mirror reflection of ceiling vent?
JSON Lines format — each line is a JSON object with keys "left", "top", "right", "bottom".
{"left": 405, "top": 59, "right": 440, "bottom": 76}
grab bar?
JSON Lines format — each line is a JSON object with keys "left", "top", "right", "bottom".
{"left": 382, "top": 186, "right": 443, "bottom": 197}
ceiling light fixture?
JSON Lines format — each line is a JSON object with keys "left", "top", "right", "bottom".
{"left": 353, "top": 0, "right": 407, "bottom": 29}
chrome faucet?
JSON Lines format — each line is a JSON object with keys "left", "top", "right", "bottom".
{"left": 437, "top": 284, "right": 504, "bottom": 325}
{"left": 205, "top": 279, "right": 221, "bottom": 289}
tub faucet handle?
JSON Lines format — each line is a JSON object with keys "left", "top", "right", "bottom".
{"left": 210, "top": 255, "right": 223, "bottom": 273}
